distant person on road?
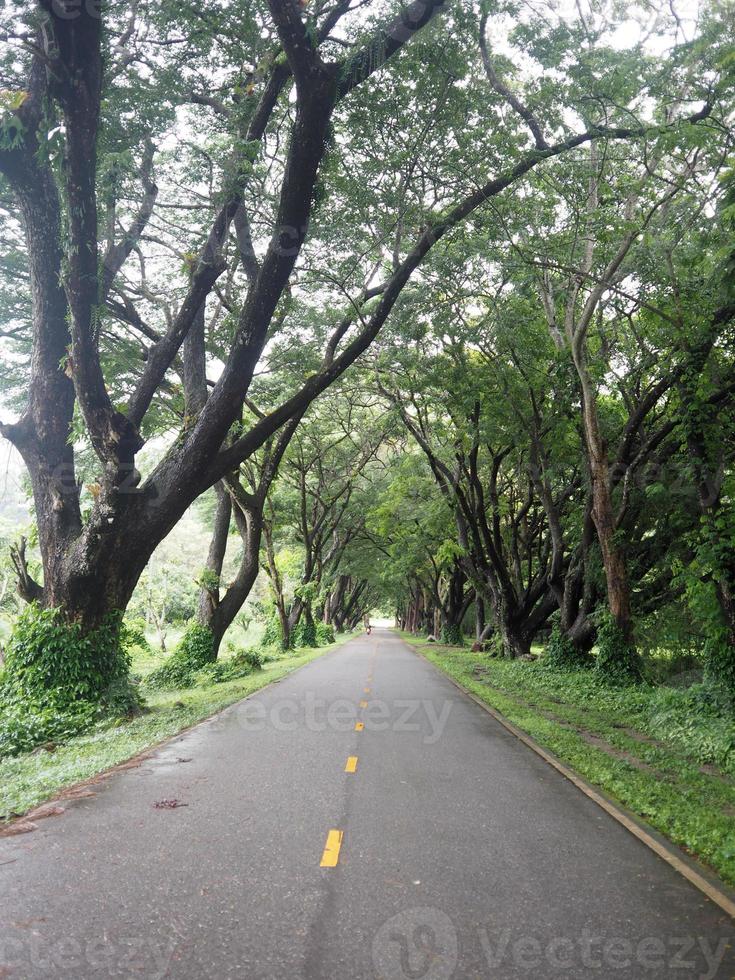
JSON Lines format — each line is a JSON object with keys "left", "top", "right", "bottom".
{"left": 364, "top": 615, "right": 372, "bottom": 635}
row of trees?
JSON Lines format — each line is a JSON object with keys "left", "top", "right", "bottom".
{"left": 368, "top": 128, "right": 735, "bottom": 680}
{"left": 0, "top": 0, "right": 733, "bottom": 706}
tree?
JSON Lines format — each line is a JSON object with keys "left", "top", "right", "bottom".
{"left": 261, "top": 387, "right": 386, "bottom": 647}
{"left": 0, "top": 0, "right": 722, "bottom": 700}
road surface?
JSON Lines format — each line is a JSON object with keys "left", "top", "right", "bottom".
{"left": 1, "top": 629, "right": 733, "bottom": 978}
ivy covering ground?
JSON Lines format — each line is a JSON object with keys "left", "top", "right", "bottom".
{"left": 399, "top": 632, "right": 735, "bottom": 887}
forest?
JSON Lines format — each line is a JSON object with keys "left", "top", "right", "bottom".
{"left": 1, "top": 0, "right": 735, "bottom": 885}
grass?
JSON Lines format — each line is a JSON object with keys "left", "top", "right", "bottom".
{"left": 0, "top": 637, "right": 348, "bottom": 822}
{"left": 398, "top": 631, "right": 735, "bottom": 888}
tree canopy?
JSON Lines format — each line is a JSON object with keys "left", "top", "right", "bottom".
{"left": 0, "top": 0, "right": 733, "bottom": 709}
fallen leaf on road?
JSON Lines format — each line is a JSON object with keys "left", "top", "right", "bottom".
{"left": 153, "top": 799, "right": 188, "bottom": 809}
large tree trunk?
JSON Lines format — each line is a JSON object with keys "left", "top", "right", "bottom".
{"left": 439, "top": 563, "right": 469, "bottom": 644}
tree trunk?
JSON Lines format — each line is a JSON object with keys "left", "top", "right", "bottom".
{"left": 577, "top": 360, "right": 635, "bottom": 644}
{"left": 200, "top": 501, "right": 263, "bottom": 658}
{"left": 475, "top": 594, "right": 485, "bottom": 641}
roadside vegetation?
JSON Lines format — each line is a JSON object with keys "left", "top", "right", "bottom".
{"left": 401, "top": 633, "right": 735, "bottom": 887}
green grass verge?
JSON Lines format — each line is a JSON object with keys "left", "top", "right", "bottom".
{"left": 0, "top": 639, "right": 347, "bottom": 822}
{"left": 398, "top": 631, "right": 735, "bottom": 888}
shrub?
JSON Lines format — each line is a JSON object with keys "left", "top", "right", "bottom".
{"left": 0, "top": 604, "right": 141, "bottom": 759}
{"left": 542, "top": 626, "right": 592, "bottom": 671}
{"left": 262, "top": 613, "right": 289, "bottom": 650}
{"left": 315, "top": 622, "right": 335, "bottom": 645}
{"left": 594, "top": 614, "right": 642, "bottom": 684}
{"left": 0, "top": 700, "right": 97, "bottom": 759}
{"left": 145, "top": 622, "right": 215, "bottom": 690}
{"left": 2, "top": 604, "right": 138, "bottom": 711}
{"left": 192, "top": 648, "right": 264, "bottom": 686}
{"left": 292, "top": 619, "right": 317, "bottom": 648}
{"left": 704, "top": 636, "right": 735, "bottom": 693}
{"left": 440, "top": 623, "right": 463, "bottom": 646}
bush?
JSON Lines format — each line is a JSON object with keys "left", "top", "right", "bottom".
{"left": 542, "top": 626, "right": 592, "bottom": 671}
{"left": 0, "top": 604, "right": 142, "bottom": 759}
{"left": 262, "top": 613, "right": 289, "bottom": 650}
{"left": 0, "top": 700, "right": 98, "bottom": 759}
{"left": 145, "top": 622, "right": 215, "bottom": 690}
{"left": 1, "top": 604, "right": 139, "bottom": 713}
{"left": 704, "top": 636, "right": 735, "bottom": 693}
{"left": 192, "top": 648, "right": 264, "bottom": 686}
{"left": 292, "top": 619, "right": 317, "bottom": 648}
{"left": 440, "top": 623, "right": 463, "bottom": 646}
{"left": 315, "top": 622, "right": 335, "bottom": 645}
{"left": 594, "top": 614, "right": 643, "bottom": 684}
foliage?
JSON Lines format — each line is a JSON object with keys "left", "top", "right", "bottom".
{"left": 261, "top": 613, "right": 289, "bottom": 651}
{"left": 1, "top": 604, "right": 138, "bottom": 710}
{"left": 0, "top": 605, "right": 141, "bottom": 759}
{"left": 315, "top": 622, "right": 335, "bottom": 645}
{"left": 542, "top": 626, "right": 592, "bottom": 671}
{"left": 121, "top": 618, "right": 152, "bottom": 658}
{"left": 192, "top": 648, "right": 264, "bottom": 686}
{"left": 440, "top": 623, "right": 463, "bottom": 646}
{"left": 0, "top": 700, "right": 97, "bottom": 760}
{"left": 594, "top": 615, "right": 643, "bottom": 685}
{"left": 145, "top": 622, "right": 215, "bottom": 691}
{"left": 291, "top": 619, "right": 317, "bottom": 649}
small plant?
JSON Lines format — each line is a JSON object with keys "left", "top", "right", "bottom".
{"left": 145, "top": 622, "right": 215, "bottom": 690}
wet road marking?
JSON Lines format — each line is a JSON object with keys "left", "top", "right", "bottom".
{"left": 345, "top": 756, "right": 358, "bottom": 773}
{"left": 359, "top": 700, "right": 368, "bottom": 708}
{"left": 355, "top": 721, "right": 364, "bottom": 732}
{"left": 319, "top": 830, "right": 343, "bottom": 867}
{"left": 364, "top": 687, "right": 370, "bottom": 693}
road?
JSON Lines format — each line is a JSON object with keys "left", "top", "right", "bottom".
{"left": 1, "top": 628, "right": 733, "bottom": 979}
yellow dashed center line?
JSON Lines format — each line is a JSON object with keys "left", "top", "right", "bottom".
{"left": 319, "top": 829, "right": 344, "bottom": 867}
{"left": 345, "top": 756, "right": 358, "bottom": 773}
{"left": 355, "top": 721, "right": 364, "bottom": 731}
{"left": 364, "top": 687, "right": 370, "bottom": 693}
{"left": 359, "top": 699, "right": 368, "bottom": 708}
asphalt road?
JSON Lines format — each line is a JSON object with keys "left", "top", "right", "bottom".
{"left": 1, "top": 628, "right": 733, "bottom": 979}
